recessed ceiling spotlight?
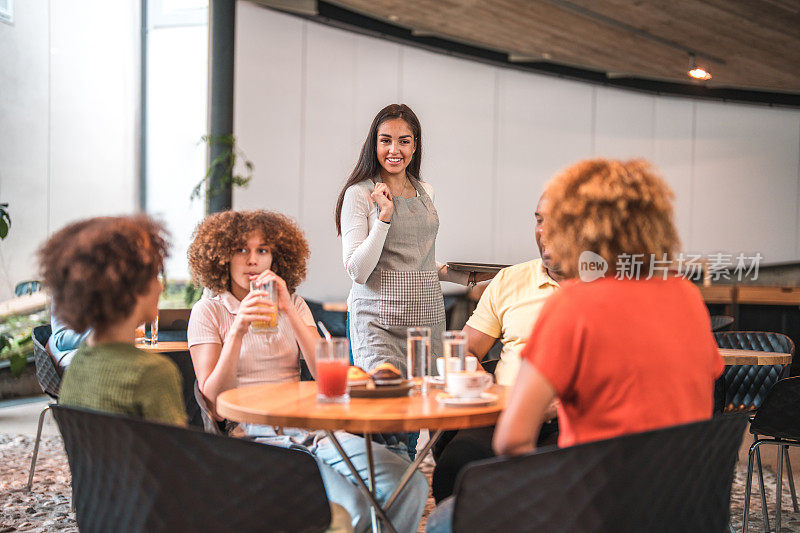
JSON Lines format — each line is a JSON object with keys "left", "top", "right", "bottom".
{"left": 389, "top": 14, "right": 399, "bottom": 21}
{"left": 688, "top": 54, "right": 712, "bottom": 81}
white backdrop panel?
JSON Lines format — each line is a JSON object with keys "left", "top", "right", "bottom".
{"left": 48, "top": 0, "right": 138, "bottom": 229}
{"left": 301, "top": 23, "right": 360, "bottom": 299}
{"left": 234, "top": 4, "right": 304, "bottom": 218}
{"left": 400, "top": 47, "right": 496, "bottom": 268}
{"left": 693, "top": 103, "right": 800, "bottom": 263}
{"left": 353, "top": 34, "right": 401, "bottom": 137}
{"left": 494, "top": 69, "right": 594, "bottom": 264}
{"left": 0, "top": 0, "right": 49, "bottom": 298}
{"left": 594, "top": 87, "right": 655, "bottom": 160}
{"left": 653, "top": 97, "right": 695, "bottom": 250}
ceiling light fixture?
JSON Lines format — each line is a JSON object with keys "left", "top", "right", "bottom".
{"left": 688, "top": 54, "right": 712, "bottom": 81}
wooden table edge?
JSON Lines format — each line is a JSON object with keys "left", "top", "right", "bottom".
{"left": 136, "top": 341, "right": 189, "bottom": 353}
{"left": 719, "top": 348, "right": 792, "bottom": 366}
{"left": 216, "top": 383, "right": 507, "bottom": 433}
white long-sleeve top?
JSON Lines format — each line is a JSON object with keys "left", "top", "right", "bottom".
{"left": 340, "top": 179, "right": 469, "bottom": 286}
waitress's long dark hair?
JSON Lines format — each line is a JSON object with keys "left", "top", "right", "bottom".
{"left": 335, "top": 104, "right": 423, "bottom": 236}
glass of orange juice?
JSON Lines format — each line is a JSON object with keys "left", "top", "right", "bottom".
{"left": 135, "top": 323, "right": 146, "bottom": 344}
{"left": 249, "top": 279, "right": 279, "bottom": 335}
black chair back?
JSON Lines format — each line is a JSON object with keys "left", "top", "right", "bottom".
{"left": 715, "top": 331, "right": 795, "bottom": 410}
{"left": 710, "top": 315, "right": 735, "bottom": 332}
{"left": 32, "top": 324, "right": 60, "bottom": 399}
{"left": 193, "top": 380, "right": 222, "bottom": 435}
{"left": 750, "top": 376, "right": 800, "bottom": 440}
{"left": 451, "top": 414, "right": 747, "bottom": 533}
{"left": 51, "top": 405, "right": 332, "bottom": 533}
{"left": 305, "top": 299, "right": 348, "bottom": 338}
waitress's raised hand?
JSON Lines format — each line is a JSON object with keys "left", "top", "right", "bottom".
{"left": 371, "top": 182, "right": 394, "bottom": 223}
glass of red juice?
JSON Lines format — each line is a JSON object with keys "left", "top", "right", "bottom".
{"left": 316, "top": 338, "right": 350, "bottom": 403}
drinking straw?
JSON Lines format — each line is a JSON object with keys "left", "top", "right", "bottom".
{"left": 317, "top": 321, "right": 332, "bottom": 343}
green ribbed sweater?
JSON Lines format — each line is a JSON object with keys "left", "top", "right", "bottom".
{"left": 60, "top": 343, "right": 187, "bottom": 426}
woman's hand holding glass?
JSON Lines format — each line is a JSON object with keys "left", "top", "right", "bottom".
{"left": 251, "top": 270, "right": 291, "bottom": 312}
{"left": 232, "top": 288, "right": 277, "bottom": 339}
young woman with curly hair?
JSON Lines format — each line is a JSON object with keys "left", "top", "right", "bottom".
{"left": 187, "top": 210, "right": 318, "bottom": 407}
{"left": 38, "top": 215, "right": 186, "bottom": 426}
{"left": 493, "top": 158, "right": 724, "bottom": 455}
{"left": 187, "top": 209, "right": 428, "bottom": 533}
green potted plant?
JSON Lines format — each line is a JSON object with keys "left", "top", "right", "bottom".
{"left": 0, "top": 202, "right": 10, "bottom": 240}
{"left": 191, "top": 134, "right": 254, "bottom": 212}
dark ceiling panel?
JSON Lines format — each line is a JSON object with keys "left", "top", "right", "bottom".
{"left": 322, "top": 0, "right": 800, "bottom": 93}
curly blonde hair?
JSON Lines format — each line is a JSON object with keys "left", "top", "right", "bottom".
{"left": 544, "top": 158, "right": 680, "bottom": 279}
{"left": 188, "top": 210, "right": 309, "bottom": 295}
{"left": 38, "top": 215, "right": 169, "bottom": 332}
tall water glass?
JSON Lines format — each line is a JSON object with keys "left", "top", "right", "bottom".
{"left": 249, "top": 279, "right": 279, "bottom": 335}
{"left": 148, "top": 313, "right": 159, "bottom": 345}
{"left": 407, "top": 327, "right": 431, "bottom": 395}
{"left": 442, "top": 330, "right": 468, "bottom": 386}
{"left": 316, "top": 338, "right": 350, "bottom": 403}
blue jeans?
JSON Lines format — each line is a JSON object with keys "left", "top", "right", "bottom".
{"left": 425, "top": 496, "right": 455, "bottom": 533}
{"left": 315, "top": 432, "right": 430, "bottom": 533}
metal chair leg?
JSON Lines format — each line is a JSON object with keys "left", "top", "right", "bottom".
{"left": 783, "top": 447, "right": 799, "bottom": 512}
{"left": 777, "top": 443, "right": 784, "bottom": 533}
{"left": 744, "top": 441, "right": 759, "bottom": 533}
{"left": 756, "top": 442, "right": 770, "bottom": 533}
{"left": 26, "top": 404, "right": 51, "bottom": 492}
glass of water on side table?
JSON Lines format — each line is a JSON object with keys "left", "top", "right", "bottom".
{"left": 407, "top": 327, "right": 431, "bottom": 395}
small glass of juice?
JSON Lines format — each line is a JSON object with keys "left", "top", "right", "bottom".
{"left": 316, "top": 338, "right": 350, "bottom": 403}
{"left": 249, "top": 279, "right": 279, "bottom": 336}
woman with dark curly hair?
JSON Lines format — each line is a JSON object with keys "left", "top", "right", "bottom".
{"left": 493, "top": 158, "right": 724, "bottom": 455}
{"left": 335, "top": 104, "right": 492, "bottom": 374}
{"left": 187, "top": 209, "right": 428, "bottom": 533}
{"left": 39, "top": 215, "right": 186, "bottom": 426}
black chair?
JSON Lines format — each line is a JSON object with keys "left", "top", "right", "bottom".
{"left": 743, "top": 377, "right": 800, "bottom": 533}
{"left": 51, "top": 405, "right": 337, "bottom": 533}
{"left": 711, "top": 315, "right": 735, "bottom": 332}
{"left": 714, "top": 331, "right": 795, "bottom": 412}
{"left": 447, "top": 414, "right": 747, "bottom": 533}
{"left": 305, "top": 299, "right": 348, "bottom": 338}
{"left": 193, "top": 380, "right": 223, "bottom": 436}
{"left": 27, "top": 324, "right": 59, "bottom": 492}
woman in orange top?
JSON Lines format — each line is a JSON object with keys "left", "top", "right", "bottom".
{"left": 493, "top": 158, "right": 723, "bottom": 455}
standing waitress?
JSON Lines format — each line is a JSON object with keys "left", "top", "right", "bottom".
{"left": 335, "top": 104, "right": 481, "bottom": 374}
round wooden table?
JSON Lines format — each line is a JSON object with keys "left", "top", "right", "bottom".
{"left": 136, "top": 341, "right": 189, "bottom": 354}
{"left": 217, "top": 381, "right": 507, "bottom": 533}
{"left": 718, "top": 348, "right": 792, "bottom": 366}
{"left": 217, "top": 381, "right": 507, "bottom": 433}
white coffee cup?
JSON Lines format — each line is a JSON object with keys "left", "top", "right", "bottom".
{"left": 436, "top": 355, "right": 478, "bottom": 376}
{"left": 446, "top": 370, "right": 493, "bottom": 398}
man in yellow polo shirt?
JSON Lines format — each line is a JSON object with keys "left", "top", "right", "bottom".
{"left": 464, "top": 257, "right": 562, "bottom": 385}
{"left": 431, "top": 194, "right": 566, "bottom": 503}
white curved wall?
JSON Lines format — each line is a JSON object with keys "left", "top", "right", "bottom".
{"left": 234, "top": 3, "right": 800, "bottom": 301}
{"left": 0, "top": 0, "right": 139, "bottom": 302}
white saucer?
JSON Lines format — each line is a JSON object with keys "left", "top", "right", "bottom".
{"left": 347, "top": 378, "right": 370, "bottom": 387}
{"left": 436, "top": 392, "right": 497, "bottom": 407}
